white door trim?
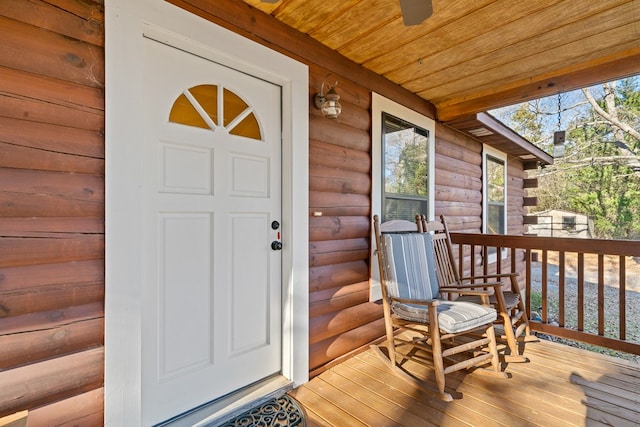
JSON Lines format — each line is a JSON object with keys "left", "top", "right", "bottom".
{"left": 104, "top": 1, "right": 309, "bottom": 425}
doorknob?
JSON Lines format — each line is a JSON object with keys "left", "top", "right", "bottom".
{"left": 271, "top": 241, "right": 282, "bottom": 250}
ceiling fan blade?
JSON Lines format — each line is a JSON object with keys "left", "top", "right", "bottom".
{"left": 399, "top": 0, "right": 433, "bottom": 26}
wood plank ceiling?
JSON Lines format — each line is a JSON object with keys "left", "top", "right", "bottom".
{"left": 242, "top": 0, "right": 640, "bottom": 122}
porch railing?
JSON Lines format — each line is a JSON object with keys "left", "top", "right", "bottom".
{"left": 449, "top": 232, "right": 640, "bottom": 357}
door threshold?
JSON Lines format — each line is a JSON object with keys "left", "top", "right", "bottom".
{"left": 156, "top": 375, "right": 293, "bottom": 427}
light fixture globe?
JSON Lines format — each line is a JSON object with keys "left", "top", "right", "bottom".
{"left": 319, "top": 88, "right": 341, "bottom": 119}
{"left": 314, "top": 77, "right": 342, "bottom": 119}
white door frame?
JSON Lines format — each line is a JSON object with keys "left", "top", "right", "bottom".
{"left": 104, "top": 1, "right": 309, "bottom": 424}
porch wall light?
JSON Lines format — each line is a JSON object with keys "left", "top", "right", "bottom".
{"left": 314, "top": 76, "right": 342, "bottom": 119}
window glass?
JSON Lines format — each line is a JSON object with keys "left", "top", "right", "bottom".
{"left": 486, "top": 155, "right": 506, "bottom": 235}
{"left": 382, "top": 113, "right": 429, "bottom": 221}
{"left": 562, "top": 216, "right": 576, "bottom": 231}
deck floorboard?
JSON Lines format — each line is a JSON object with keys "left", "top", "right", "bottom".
{"left": 289, "top": 338, "right": 639, "bottom": 426}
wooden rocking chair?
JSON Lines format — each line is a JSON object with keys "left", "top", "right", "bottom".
{"left": 419, "top": 214, "right": 538, "bottom": 362}
{"left": 372, "top": 215, "right": 507, "bottom": 401}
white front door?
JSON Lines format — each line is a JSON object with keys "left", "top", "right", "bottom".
{"left": 141, "top": 36, "right": 282, "bottom": 425}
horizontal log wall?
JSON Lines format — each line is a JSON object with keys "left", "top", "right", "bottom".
{"left": 507, "top": 160, "right": 526, "bottom": 234}
{"left": 0, "top": 0, "right": 104, "bottom": 423}
{"left": 434, "top": 123, "right": 483, "bottom": 231}
{"left": 308, "top": 68, "right": 381, "bottom": 370}
{"left": 435, "top": 124, "right": 528, "bottom": 281}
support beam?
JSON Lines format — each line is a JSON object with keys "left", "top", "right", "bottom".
{"left": 437, "top": 49, "right": 640, "bottom": 122}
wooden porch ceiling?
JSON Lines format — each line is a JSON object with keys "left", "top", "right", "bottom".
{"left": 243, "top": 0, "right": 640, "bottom": 123}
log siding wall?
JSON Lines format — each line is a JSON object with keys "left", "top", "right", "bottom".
{"left": 0, "top": 0, "right": 105, "bottom": 424}
{"left": 308, "top": 69, "right": 383, "bottom": 370}
{"left": 0, "top": 0, "right": 528, "bottom": 421}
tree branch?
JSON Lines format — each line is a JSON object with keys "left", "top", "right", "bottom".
{"left": 582, "top": 88, "right": 640, "bottom": 144}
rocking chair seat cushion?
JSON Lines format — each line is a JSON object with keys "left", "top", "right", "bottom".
{"left": 392, "top": 300, "right": 497, "bottom": 334}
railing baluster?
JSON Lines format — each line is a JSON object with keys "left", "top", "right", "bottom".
{"left": 558, "top": 251, "right": 565, "bottom": 328}
{"left": 483, "top": 246, "right": 488, "bottom": 276}
{"left": 542, "top": 249, "right": 548, "bottom": 323}
{"left": 578, "top": 253, "right": 584, "bottom": 332}
{"left": 598, "top": 254, "right": 605, "bottom": 336}
{"left": 619, "top": 256, "right": 626, "bottom": 341}
{"left": 526, "top": 249, "right": 532, "bottom": 315}
{"left": 446, "top": 232, "right": 640, "bottom": 357}
{"left": 457, "top": 242, "right": 464, "bottom": 279}
{"left": 468, "top": 244, "right": 474, "bottom": 280}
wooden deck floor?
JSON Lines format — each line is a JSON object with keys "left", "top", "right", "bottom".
{"left": 289, "top": 338, "right": 640, "bottom": 426}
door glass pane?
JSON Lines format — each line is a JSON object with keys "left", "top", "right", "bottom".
{"left": 190, "top": 84, "right": 219, "bottom": 123}
{"left": 382, "top": 113, "right": 429, "bottom": 221}
{"left": 169, "top": 93, "right": 210, "bottom": 129}
{"left": 169, "top": 85, "right": 262, "bottom": 140}
{"left": 229, "top": 113, "right": 261, "bottom": 140}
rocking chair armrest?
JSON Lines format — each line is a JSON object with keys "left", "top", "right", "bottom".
{"left": 439, "top": 287, "right": 495, "bottom": 305}
{"left": 441, "top": 281, "right": 504, "bottom": 292}
{"left": 460, "top": 273, "right": 522, "bottom": 292}
{"left": 460, "top": 272, "right": 519, "bottom": 281}
{"left": 389, "top": 296, "right": 439, "bottom": 307}
{"left": 438, "top": 287, "right": 493, "bottom": 297}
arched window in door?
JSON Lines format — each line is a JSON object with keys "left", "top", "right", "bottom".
{"left": 168, "top": 84, "right": 262, "bottom": 141}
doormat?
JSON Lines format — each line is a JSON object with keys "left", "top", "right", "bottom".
{"left": 218, "top": 395, "right": 305, "bottom": 427}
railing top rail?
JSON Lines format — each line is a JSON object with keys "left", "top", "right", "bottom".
{"left": 449, "top": 232, "right": 640, "bottom": 257}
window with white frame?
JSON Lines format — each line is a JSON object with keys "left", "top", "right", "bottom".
{"left": 483, "top": 145, "right": 507, "bottom": 260}
{"left": 370, "top": 93, "right": 435, "bottom": 300}
{"left": 382, "top": 113, "right": 430, "bottom": 221}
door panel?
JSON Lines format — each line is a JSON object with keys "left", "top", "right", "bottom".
{"left": 141, "top": 36, "right": 282, "bottom": 425}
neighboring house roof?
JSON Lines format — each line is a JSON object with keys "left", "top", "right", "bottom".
{"left": 445, "top": 112, "right": 553, "bottom": 165}
{"left": 532, "top": 209, "right": 589, "bottom": 218}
